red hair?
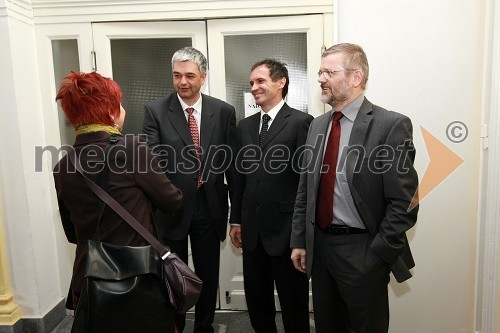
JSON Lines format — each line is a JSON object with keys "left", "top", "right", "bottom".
{"left": 55, "top": 71, "right": 122, "bottom": 128}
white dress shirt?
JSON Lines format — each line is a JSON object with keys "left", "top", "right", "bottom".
{"left": 178, "top": 93, "right": 203, "bottom": 134}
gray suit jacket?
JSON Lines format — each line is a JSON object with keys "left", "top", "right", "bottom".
{"left": 290, "top": 97, "right": 419, "bottom": 282}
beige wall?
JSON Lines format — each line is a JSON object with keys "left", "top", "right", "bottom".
{"left": 337, "top": 0, "right": 488, "bottom": 332}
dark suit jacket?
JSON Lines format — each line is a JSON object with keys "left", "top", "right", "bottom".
{"left": 143, "top": 92, "right": 237, "bottom": 241}
{"left": 233, "top": 103, "right": 313, "bottom": 256}
{"left": 54, "top": 132, "right": 183, "bottom": 292}
{"left": 290, "top": 97, "right": 419, "bottom": 282}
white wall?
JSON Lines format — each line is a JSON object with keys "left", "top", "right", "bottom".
{"left": 0, "top": 0, "right": 63, "bottom": 317}
{"left": 336, "top": 0, "right": 484, "bottom": 332}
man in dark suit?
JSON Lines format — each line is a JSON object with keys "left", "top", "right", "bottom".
{"left": 290, "top": 43, "right": 419, "bottom": 333}
{"left": 142, "top": 47, "right": 237, "bottom": 333}
{"left": 230, "top": 59, "right": 313, "bottom": 333}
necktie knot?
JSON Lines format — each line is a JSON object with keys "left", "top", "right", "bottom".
{"left": 262, "top": 114, "right": 271, "bottom": 124}
{"left": 186, "top": 107, "right": 195, "bottom": 116}
{"left": 333, "top": 111, "right": 343, "bottom": 123}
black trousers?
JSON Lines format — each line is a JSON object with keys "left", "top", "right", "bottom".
{"left": 164, "top": 188, "right": 221, "bottom": 333}
{"left": 312, "top": 228, "right": 390, "bottom": 333}
{"left": 243, "top": 238, "right": 310, "bottom": 333}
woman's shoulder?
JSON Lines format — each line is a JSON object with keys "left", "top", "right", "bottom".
{"left": 108, "top": 134, "right": 153, "bottom": 170}
{"left": 117, "top": 134, "right": 149, "bottom": 151}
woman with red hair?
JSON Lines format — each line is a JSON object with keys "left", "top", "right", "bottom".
{"left": 53, "top": 71, "right": 182, "bottom": 332}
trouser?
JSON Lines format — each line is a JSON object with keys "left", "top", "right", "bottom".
{"left": 312, "top": 228, "right": 390, "bottom": 333}
{"left": 243, "top": 237, "right": 310, "bottom": 333}
{"left": 164, "top": 187, "right": 221, "bottom": 333}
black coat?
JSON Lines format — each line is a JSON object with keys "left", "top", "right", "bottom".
{"left": 233, "top": 103, "right": 313, "bottom": 256}
{"left": 54, "top": 132, "right": 183, "bottom": 292}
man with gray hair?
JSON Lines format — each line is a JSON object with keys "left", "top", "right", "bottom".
{"left": 290, "top": 43, "right": 419, "bottom": 332}
{"left": 143, "top": 46, "right": 237, "bottom": 333}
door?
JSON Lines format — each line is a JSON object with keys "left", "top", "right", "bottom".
{"left": 207, "top": 15, "right": 326, "bottom": 310}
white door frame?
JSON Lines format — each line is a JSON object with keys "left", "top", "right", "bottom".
{"left": 476, "top": 0, "right": 500, "bottom": 331}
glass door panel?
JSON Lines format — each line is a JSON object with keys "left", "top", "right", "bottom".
{"left": 36, "top": 23, "right": 94, "bottom": 148}
{"left": 110, "top": 38, "right": 191, "bottom": 134}
{"left": 224, "top": 32, "right": 308, "bottom": 122}
{"left": 92, "top": 22, "right": 207, "bottom": 135}
{"left": 52, "top": 39, "right": 80, "bottom": 146}
{"left": 208, "top": 15, "right": 325, "bottom": 121}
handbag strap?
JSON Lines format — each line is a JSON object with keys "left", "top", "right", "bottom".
{"left": 67, "top": 143, "right": 171, "bottom": 260}
{"left": 93, "top": 139, "right": 116, "bottom": 240}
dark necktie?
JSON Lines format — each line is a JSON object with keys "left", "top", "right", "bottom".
{"left": 186, "top": 108, "right": 202, "bottom": 188}
{"left": 316, "top": 111, "right": 343, "bottom": 230}
{"left": 259, "top": 114, "right": 271, "bottom": 146}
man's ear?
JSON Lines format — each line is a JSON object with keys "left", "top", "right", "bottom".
{"left": 278, "top": 77, "right": 286, "bottom": 89}
{"left": 201, "top": 72, "right": 207, "bottom": 85}
{"left": 352, "top": 70, "right": 363, "bottom": 88}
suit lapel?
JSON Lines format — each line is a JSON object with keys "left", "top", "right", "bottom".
{"left": 346, "top": 97, "right": 373, "bottom": 183}
{"left": 312, "top": 112, "right": 333, "bottom": 193}
{"left": 248, "top": 113, "right": 261, "bottom": 146}
{"left": 200, "top": 95, "right": 215, "bottom": 163}
{"left": 167, "top": 96, "right": 192, "bottom": 147}
{"left": 348, "top": 97, "right": 373, "bottom": 146}
{"left": 260, "top": 104, "right": 290, "bottom": 149}
{"left": 345, "top": 97, "right": 374, "bottom": 233}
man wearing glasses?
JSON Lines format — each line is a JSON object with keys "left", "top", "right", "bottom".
{"left": 290, "top": 43, "right": 419, "bottom": 333}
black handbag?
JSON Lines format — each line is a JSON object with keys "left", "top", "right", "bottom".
{"left": 68, "top": 142, "right": 202, "bottom": 332}
{"left": 72, "top": 240, "right": 174, "bottom": 333}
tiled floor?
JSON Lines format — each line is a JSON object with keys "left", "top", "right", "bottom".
{"left": 51, "top": 311, "right": 316, "bottom": 333}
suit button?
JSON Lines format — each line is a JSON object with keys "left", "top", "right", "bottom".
{"left": 256, "top": 180, "right": 261, "bottom": 184}
{"left": 256, "top": 202, "right": 260, "bottom": 207}
{"left": 310, "top": 220, "right": 315, "bottom": 225}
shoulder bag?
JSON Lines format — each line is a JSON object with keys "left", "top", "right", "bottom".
{"left": 68, "top": 140, "right": 202, "bottom": 333}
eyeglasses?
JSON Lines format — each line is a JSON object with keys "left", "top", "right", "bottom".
{"left": 317, "top": 68, "right": 358, "bottom": 79}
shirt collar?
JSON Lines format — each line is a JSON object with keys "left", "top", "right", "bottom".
{"left": 332, "top": 94, "right": 364, "bottom": 122}
{"left": 178, "top": 93, "right": 203, "bottom": 114}
{"left": 260, "top": 99, "right": 285, "bottom": 121}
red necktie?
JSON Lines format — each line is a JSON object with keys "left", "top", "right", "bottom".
{"left": 316, "top": 112, "right": 343, "bottom": 230}
{"left": 186, "top": 108, "right": 202, "bottom": 188}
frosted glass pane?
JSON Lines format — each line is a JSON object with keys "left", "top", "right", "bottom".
{"left": 111, "top": 38, "right": 192, "bottom": 135}
{"left": 52, "top": 39, "right": 80, "bottom": 146}
{"left": 224, "top": 33, "right": 308, "bottom": 122}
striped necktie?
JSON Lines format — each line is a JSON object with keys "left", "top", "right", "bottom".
{"left": 186, "top": 108, "right": 202, "bottom": 188}
{"left": 259, "top": 114, "right": 271, "bottom": 146}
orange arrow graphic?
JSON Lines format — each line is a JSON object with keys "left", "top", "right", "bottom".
{"left": 409, "top": 126, "right": 464, "bottom": 211}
